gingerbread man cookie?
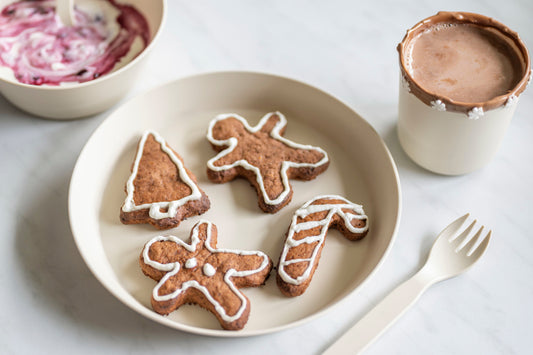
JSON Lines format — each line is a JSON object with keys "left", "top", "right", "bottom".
{"left": 120, "top": 131, "right": 210, "bottom": 230}
{"left": 206, "top": 112, "right": 329, "bottom": 213}
{"left": 276, "top": 195, "right": 369, "bottom": 297}
{"left": 140, "top": 220, "right": 273, "bottom": 330}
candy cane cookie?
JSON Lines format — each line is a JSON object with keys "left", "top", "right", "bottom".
{"left": 206, "top": 112, "right": 329, "bottom": 213}
{"left": 140, "top": 220, "right": 273, "bottom": 330}
{"left": 276, "top": 195, "right": 369, "bottom": 297}
{"left": 120, "top": 131, "right": 210, "bottom": 230}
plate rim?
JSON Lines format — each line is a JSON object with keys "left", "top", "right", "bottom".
{"left": 68, "top": 70, "right": 402, "bottom": 337}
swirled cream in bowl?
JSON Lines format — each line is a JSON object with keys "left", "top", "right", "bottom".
{"left": 0, "top": 0, "right": 165, "bottom": 119}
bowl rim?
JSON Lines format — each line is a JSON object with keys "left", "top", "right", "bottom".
{"left": 68, "top": 70, "right": 403, "bottom": 336}
{"left": 0, "top": 0, "right": 167, "bottom": 90}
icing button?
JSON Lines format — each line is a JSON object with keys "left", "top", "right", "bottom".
{"left": 203, "top": 263, "right": 216, "bottom": 277}
{"left": 505, "top": 94, "right": 518, "bottom": 108}
{"left": 468, "top": 107, "right": 484, "bottom": 120}
{"left": 185, "top": 258, "right": 197, "bottom": 269}
{"left": 430, "top": 99, "right": 446, "bottom": 112}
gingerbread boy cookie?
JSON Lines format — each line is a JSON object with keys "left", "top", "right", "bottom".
{"left": 140, "top": 220, "right": 273, "bottom": 330}
{"left": 277, "top": 195, "right": 369, "bottom": 297}
{"left": 120, "top": 131, "right": 210, "bottom": 230}
{"left": 206, "top": 112, "right": 329, "bottom": 213}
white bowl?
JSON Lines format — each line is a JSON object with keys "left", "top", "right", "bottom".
{"left": 0, "top": 0, "right": 166, "bottom": 119}
{"left": 69, "top": 71, "right": 401, "bottom": 336}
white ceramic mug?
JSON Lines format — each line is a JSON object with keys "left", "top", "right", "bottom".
{"left": 397, "top": 12, "right": 531, "bottom": 175}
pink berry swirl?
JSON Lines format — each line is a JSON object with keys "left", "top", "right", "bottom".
{"left": 0, "top": 0, "right": 149, "bottom": 86}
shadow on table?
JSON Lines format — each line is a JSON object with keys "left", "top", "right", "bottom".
{"left": 11, "top": 125, "right": 207, "bottom": 345}
{"left": 381, "top": 120, "right": 429, "bottom": 177}
{"left": 381, "top": 120, "right": 450, "bottom": 256}
{"left": 0, "top": 94, "right": 32, "bottom": 124}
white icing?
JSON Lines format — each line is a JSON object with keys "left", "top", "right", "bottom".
{"left": 206, "top": 112, "right": 329, "bottom": 206}
{"left": 430, "top": 99, "right": 446, "bottom": 112}
{"left": 400, "top": 74, "right": 411, "bottom": 93}
{"left": 468, "top": 107, "right": 484, "bottom": 120}
{"left": 505, "top": 94, "right": 519, "bottom": 108}
{"left": 203, "top": 263, "right": 216, "bottom": 277}
{"left": 278, "top": 195, "right": 368, "bottom": 286}
{"left": 121, "top": 131, "right": 203, "bottom": 220}
{"left": 185, "top": 258, "right": 197, "bottom": 269}
{"left": 142, "top": 221, "right": 270, "bottom": 323}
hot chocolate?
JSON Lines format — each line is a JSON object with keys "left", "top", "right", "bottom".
{"left": 408, "top": 23, "right": 522, "bottom": 103}
{"left": 398, "top": 12, "right": 530, "bottom": 114}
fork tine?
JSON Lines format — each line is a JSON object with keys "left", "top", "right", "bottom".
{"left": 468, "top": 230, "right": 491, "bottom": 259}
{"left": 450, "top": 220, "right": 476, "bottom": 251}
{"left": 441, "top": 213, "right": 470, "bottom": 238}
{"left": 458, "top": 226, "right": 484, "bottom": 255}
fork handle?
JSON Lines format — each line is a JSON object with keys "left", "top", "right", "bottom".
{"left": 322, "top": 271, "right": 432, "bottom": 354}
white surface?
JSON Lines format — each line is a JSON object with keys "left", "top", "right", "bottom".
{"left": 1, "top": 0, "right": 532, "bottom": 354}
{"left": 68, "top": 72, "right": 399, "bottom": 336}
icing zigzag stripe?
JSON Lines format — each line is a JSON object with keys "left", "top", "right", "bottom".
{"left": 277, "top": 195, "right": 369, "bottom": 296}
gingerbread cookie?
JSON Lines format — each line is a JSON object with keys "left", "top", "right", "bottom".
{"left": 140, "top": 220, "right": 273, "bottom": 330}
{"left": 276, "top": 195, "right": 369, "bottom": 297}
{"left": 206, "top": 112, "right": 329, "bottom": 213}
{"left": 120, "top": 131, "right": 210, "bottom": 230}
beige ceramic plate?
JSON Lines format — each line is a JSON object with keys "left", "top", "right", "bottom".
{"left": 68, "top": 71, "right": 401, "bottom": 337}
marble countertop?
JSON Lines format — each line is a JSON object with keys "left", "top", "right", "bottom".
{"left": 1, "top": 0, "right": 532, "bottom": 354}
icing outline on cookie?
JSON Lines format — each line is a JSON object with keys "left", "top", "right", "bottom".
{"left": 206, "top": 112, "right": 329, "bottom": 206}
{"left": 142, "top": 220, "right": 271, "bottom": 323}
{"left": 278, "top": 195, "right": 368, "bottom": 286}
{"left": 122, "top": 131, "right": 203, "bottom": 220}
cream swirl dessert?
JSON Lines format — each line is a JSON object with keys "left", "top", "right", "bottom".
{"left": 0, "top": 0, "right": 149, "bottom": 85}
